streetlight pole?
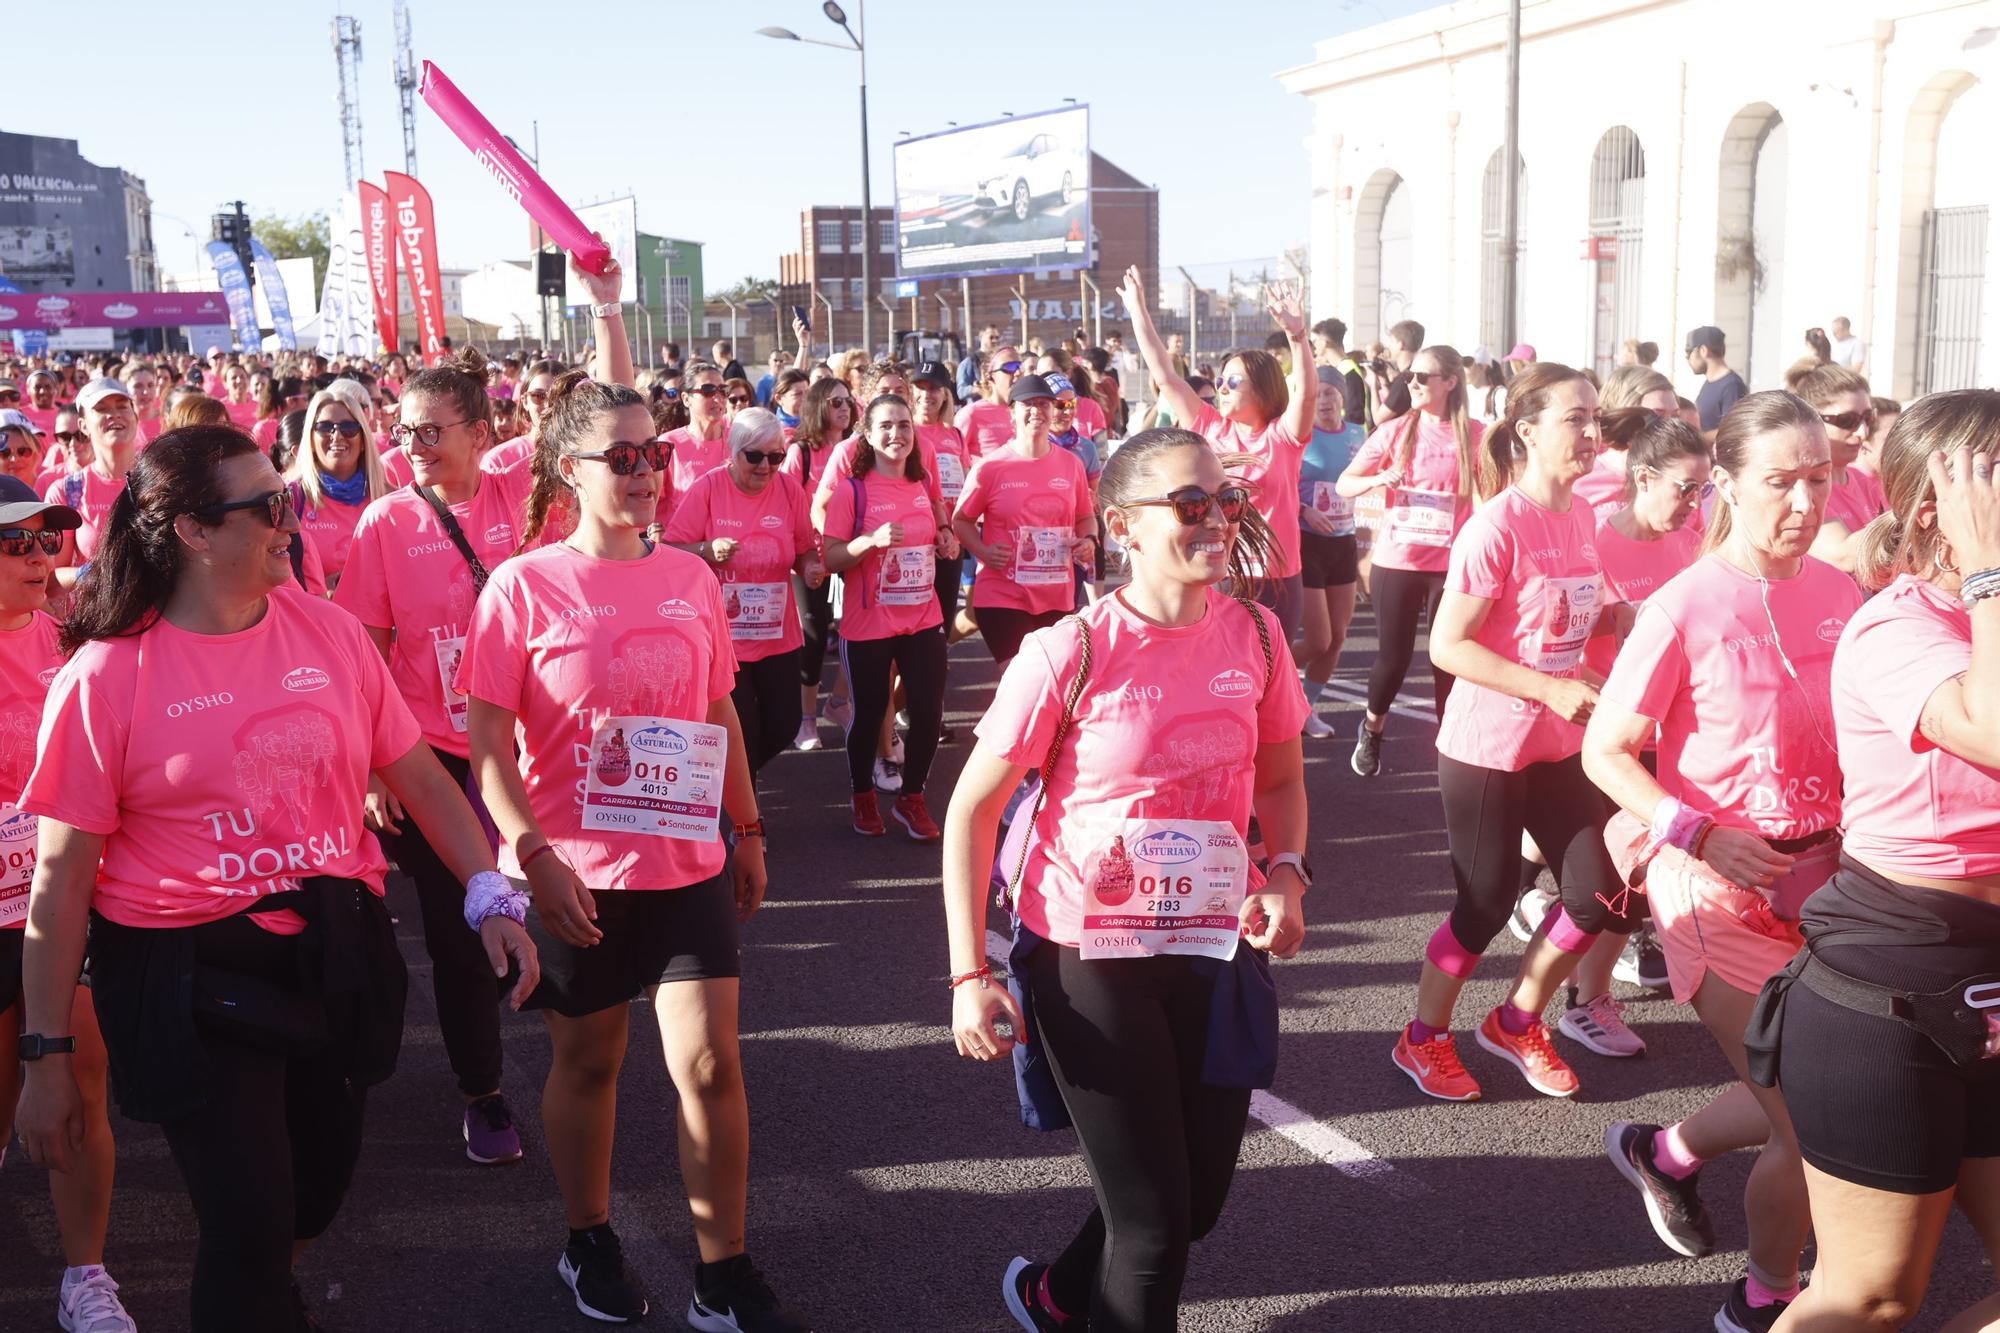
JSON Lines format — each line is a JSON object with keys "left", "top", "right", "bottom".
{"left": 1499, "top": 0, "right": 1522, "bottom": 354}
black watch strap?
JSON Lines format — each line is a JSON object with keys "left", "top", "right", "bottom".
{"left": 18, "top": 1033, "right": 77, "bottom": 1061}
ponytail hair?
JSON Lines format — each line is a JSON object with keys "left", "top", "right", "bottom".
{"left": 1700, "top": 390, "right": 1825, "bottom": 556}
{"left": 1854, "top": 389, "right": 2000, "bottom": 591}
{"left": 402, "top": 346, "right": 494, "bottom": 431}
{"left": 1097, "top": 427, "right": 1278, "bottom": 600}
{"left": 1483, "top": 361, "right": 1593, "bottom": 487}
{"left": 519, "top": 371, "right": 648, "bottom": 550}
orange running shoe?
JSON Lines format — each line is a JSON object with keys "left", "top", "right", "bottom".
{"left": 1391, "top": 1026, "right": 1482, "bottom": 1102}
{"left": 1477, "top": 1006, "right": 1580, "bottom": 1098}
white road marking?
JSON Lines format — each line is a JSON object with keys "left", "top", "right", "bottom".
{"left": 1314, "top": 679, "right": 1437, "bottom": 727}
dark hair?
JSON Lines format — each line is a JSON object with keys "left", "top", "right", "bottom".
{"left": 1803, "top": 327, "right": 1833, "bottom": 364}
{"left": 520, "top": 370, "right": 648, "bottom": 549}
{"left": 256, "top": 374, "right": 291, "bottom": 421}
{"left": 1789, "top": 362, "right": 1868, "bottom": 408}
{"left": 1871, "top": 395, "right": 1902, "bottom": 416}
{"left": 1635, "top": 340, "right": 1659, "bottom": 366}
{"left": 855, "top": 393, "right": 925, "bottom": 483}
{"left": 1387, "top": 319, "right": 1426, "bottom": 353}
{"left": 724, "top": 376, "right": 755, "bottom": 402}
{"left": 1483, "top": 361, "right": 1593, "bottom": 486}
{"left": 402, "top": 346, "right": 492, "bottom": 434}
{"left": 770, "top": 368, "right": 809, "bottom": 404}
{"left": 682, "top": 359, "right": 724, "bottom": 386}
{"left": 1600, "top": 407, "right": 1707, "bottom": 501}
{"left": 1311, "top": 317, "right": 1348, "bottom": 348}
{"left": 271, "top": 407, "right": 310, "bottom": 473}
{"left": 1262, "top": 331, "right": 1289, "bottom": 353}
{"left": 1083, "top": 347, "right": 1110, "bottom": 375}
{"left": 794, "top": 377, "right": 854, "bottom": 454}
{"left": 1097, "top": 428, "right": 1277, "bottom": 598}
{"left": 524, "top": 357, "right": 564, "bottom": 384}
{"left": 61, "top": 426, "right": 262, "bottom": 653}
{"left": 1220, "top": 348, "right": 1289, "bottom": 424}
{"left": 1856, "top": 390, "right": 2000, "bottom": 589}
{"left": 1702, "top": 390, "right": 1825, "bottom": 555}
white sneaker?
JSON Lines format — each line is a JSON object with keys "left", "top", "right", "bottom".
{"left": 1558, "top": 990, "right": 1647, "bottom": 1057}
{"left": 1302, "top": 710, "right": 1336, "bottom": 739}
{"left": 793, "top": 718, "right": 821, "bottom": 752}
{"left": 59, "top": 1266, "right": 136, "bottom": 1333}
{"left": 1509, "top": 884, "right": 1557, "bottom": 943}
{"left": 873, "top": 756, "right": 903, "bottom": 793}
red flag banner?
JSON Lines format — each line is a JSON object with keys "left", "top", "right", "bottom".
{"left": 358, "top": 181, "right": 400, "bottom": 355}
{"left": 383, "top": 171, "right": 447, "bottom": 364}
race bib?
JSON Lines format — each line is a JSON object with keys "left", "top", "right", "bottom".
{"left": 0, "top": 805, "right": 37, "bottom": 928}
{"left": 433, "top": 632, "right": 469, "bottom": 734}
{"left": 1079, "top": 820, "right": 1246, "bottom": 962}
{"left": 1311, "top": 481, "right": 1356, "bottom": 537}
{"left": 1011, "top": 526, "right": 1073, "bottom": 586}
{"left": 1533, "top": 575, "right": 1603, "bottom": 673}
{"left": 934, "top": 451, "right": 966, "bottom": 503}
{"left": 723, "top": 581, "right": 788, "bottom": 642}
{"left": 1388, "top": 487, "right": 1455, "bottom": 548}
{"left": 581, "top": 716, "right": 727, "bottom": 842}
{"left": 877, "top": 545, "right": 935, "bottom": 605}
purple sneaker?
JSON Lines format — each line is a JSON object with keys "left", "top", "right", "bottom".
{"left": 463, "top": 1093, "right": 523, "bottom": 1164}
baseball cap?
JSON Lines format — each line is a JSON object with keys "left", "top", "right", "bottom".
{"left": 1045, "top": 372, "right": 1076, "bottom": 397}
{"left": 1506, "top": 343, "right": 1537, "bottom": 362}
{"left": 0, "top": 379, "right": 17, "bottom": 396}
{"left": 1008, "top": 373, "right": 1057, "bottom": 404}
{"left": 0, "top": 474, "right": 81, "bottom": 531}
{"left": 911, "top": 360, "right": 954, "bottom": 390}
{"left": 0, "top": 408, "right": 38, "bottom": 439}
{"left": 1685, "top": 326, "right": 1725, "bottom": 355}
{"left": 76, "top": 378, "right": 133, "bottom": 413}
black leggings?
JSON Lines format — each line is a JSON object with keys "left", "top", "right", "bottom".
{"left": 841, "top": 629, "right": 946, "bottom": 795}
{"left": 160, "top": 915, "right": 369, "bottom": 1331}
{"left": 1368, "top": 565, "right": 1452, "bottom": 720}
{"left": 1024, "top": 940, "right": 1250, "bottom": 1333}
{"left": 976, "top": 605, "right": 1066, "bottom": 665}
{"left": 732, "top": 647, "right": 803, "bottom": 775}
{"left": 378, "top": 748, "right": 502, "bottom": 1097}
{"left": 935, "top": 554, "right": 965, "bottom": 632}
{"left": 1438, "top": 752, "right": 1636, "bottom": 954}
{"left": 795, "top": 574, "right": 836, "bottom": 690}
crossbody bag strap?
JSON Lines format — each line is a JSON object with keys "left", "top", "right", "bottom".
{"left": 412, "top": 483, "right": 490, "bottom": 591}
{"left": 998, "top": 615, "right": 1094, "bottom": 911}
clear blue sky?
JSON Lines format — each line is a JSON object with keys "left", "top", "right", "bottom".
{"left": 11, "top": 0, "right": 1437, "bottom": 289}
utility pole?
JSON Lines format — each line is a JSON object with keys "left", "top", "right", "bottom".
{"left": 1499, "top": 0, "right": 1522, "bottom": 353}
{"left": 393, "top": 0, "right": 419, "bottom": 174}
{"left": 331, "top": 16, "right": 364, "bottom": 191}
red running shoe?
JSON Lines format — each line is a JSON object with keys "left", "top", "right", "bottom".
{"left": 892, "top": 793, "right": 941, "bottom": 842}
{"left": 1391, "top": 1026, "right": 1482, "bottom": 1102}
{"left": 1477, "top": 1006, "right": 1580, "bottom": 1097}
{"left": 852, "top": 790, "right": 886, "bottom": 837}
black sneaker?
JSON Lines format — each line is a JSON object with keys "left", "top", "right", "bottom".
{"left": 1604, "top": 1120, "right": 1716, "bottom": 1257}
{"left": 688, "top": 1254, "right": 809, "bottom": 1332}
{"left": 1714, "top": 1277, "right": 1791, "bottom": 1333}
{"left": 1002, "top": 1257, "right": 1080, "bottom": 1331}
{"left": 1614, "top": 926, "right": 1671, "bottom": 990}
{"left": 1351, "top": 719, "right": 1383, "bottom": 777}
{"left": 558, "top": 1224, "right": 649, "bottom": 1323}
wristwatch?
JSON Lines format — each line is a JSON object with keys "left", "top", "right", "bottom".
{"left": 590, "top": 301, "right": 624, "bottom": 319}
{"left": 18, "top": 1033, "right": 77, "bottom": 1062}
{"left": 1267, "top": 853, "right": 1313, "bottom": 890}
{"left": 733, "top": 818, "right": 766, "bottom": 841}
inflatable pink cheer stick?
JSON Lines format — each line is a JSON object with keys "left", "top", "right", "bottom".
{"left": 419, "top": 60, "right": 611, "bottom": 275}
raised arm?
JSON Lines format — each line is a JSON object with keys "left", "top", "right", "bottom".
{"left": 574, "top": 246, "right": 634, "bottom": 390}
{"left": 1266, "top": 281, "right": 1316, "bottom": 441}
{"left": 1117, "top": 265, "right": 1202, "bottom": 428}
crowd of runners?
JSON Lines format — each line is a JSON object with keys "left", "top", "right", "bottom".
{"left": 0, "top": 251, "right": 1994, "bottom": 1333}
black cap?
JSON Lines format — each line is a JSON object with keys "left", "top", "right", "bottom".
{"left": 1685, "top": 325, "right": 1725, "bottom": 355}
{"left": 911, "top": 360, "right": 954, "bottom": 390}
{"left": 1008, "top": 373, "right": 1057, "bottom": 404}
{"left": 0, "top": 474, "right": 81, "bottom": 531}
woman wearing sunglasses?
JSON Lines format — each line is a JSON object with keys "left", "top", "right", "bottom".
{"left": 663, "top": 409, "right": 825, "bottom": 778}
{"left": 333, "top": 350, "right": 538, "bottom": 1164}
{"left": 13, "top": 425, "right": 534, "bottom": 1331}
{"left": 822, "top": 394, "right": 959, "bottom": 840}
{"left": 782, "top": 377, "right": 860, "bottom": 752}
{"left": 1337, "top": 344, "right": 1494, "bottom": 777}
{"left": 942, "top": 427, "right": 1310, "bottom": 1333}
{"left": 286, "top": 382, "right": 389, "bottom": 587}
{"left": 1395, "top": 363, "right": 1639, "bottom": 1105}
{"left": 953, "top": 374, "right": 1096, "bottom": 666}
{"left": 463, "top": 373, "right": 809, "bottom": 1332}
{"left": 662, "top": 360, "right": 735, "bottom": 527}
{"left": 0, "top": 478, "right": 139, "bottom": 1332}
{"left": 480, "top": 357, "right": 569, "bottom": 481}
{"left": 1792, "top": 363, "right": 1887, "bottom": 578}
{"left": 955, "top": 344, "right": 1024, "bottom": 460}
{"left": 1582, "top": 390, "right": 1857, "bottom": 1332}
{"left": 0, "top": 410, "right": 45, "bottom": 493}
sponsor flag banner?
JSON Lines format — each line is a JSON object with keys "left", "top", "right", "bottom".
{"left": 316, "top": 195, "right": 373, "bottom": 358}
{"left": 418, "top": 60, "right": 611, "bottom": 275}
{"left": 0, "top": 291, "right": 232, "bottom": 330}
{"left": 357, "top": 180, "right": 400, "bottom": 354}
{"left": 248, "top": 238, "right": 298, "bottom": 351}
{"left": 383, "top": 171, "right": 447, "bottom": 364}
{"left": 205, "top": 241, "right": 259, "bottom": 350}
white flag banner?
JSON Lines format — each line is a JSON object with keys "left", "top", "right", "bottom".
{"left": 317, "top": 194, "right": 374, "bottom": 358}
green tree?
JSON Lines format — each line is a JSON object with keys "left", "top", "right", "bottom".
{"left": 712, "top": 274, "right": 779, "bottom": 305}
{"left": 253, "top": 211, "right": 331, "bottom": 293}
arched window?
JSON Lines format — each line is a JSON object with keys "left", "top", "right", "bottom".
{"left": 1715, "top": 103, "right": 1786, "bottom": 390}
{"left": 1480, "top": 149, "right": 1528, "bottom": 355}
{"left": 1588, "top": 128, "right": 1645, "bottom": 376}
{"left": 1354, "top": 169, "right": 1410, "bottom": 345}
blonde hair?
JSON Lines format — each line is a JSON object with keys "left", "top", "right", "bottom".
{"left": 288, "top": 380, "right": 388, "bottom": 509}
{"left": 1599, "top": 365, "right": 1672, "bottom": 411}
{"left": 1391, "top": 345, "right": 1494, "bottom": 503}
{"left": 1854, "top": 389, "right": 2000, "bottom": 591}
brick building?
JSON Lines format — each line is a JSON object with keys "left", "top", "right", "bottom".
{"left": 778, "top": 150, "right": 1158, "bottom": 360}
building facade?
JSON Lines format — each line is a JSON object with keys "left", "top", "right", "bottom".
{"left": 778, "top": 151, "right": 1160, "bottom": 358}
{"left": 0, "top": 131, "right": 156, "bottom": 293}
{"left": 1280, "top": 0, "right": 1997, "bottom": 399}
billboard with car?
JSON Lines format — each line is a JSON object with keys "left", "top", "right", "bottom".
{"left": 892, "top": 106, "right": 1090, "bottom": 283}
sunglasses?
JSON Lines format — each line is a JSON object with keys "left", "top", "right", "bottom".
{"left": 662, "top": 387, "right": 681, "bottom": 399}
{"left": 570, "top": 440, "right": 669, "bottom": 475}
{"left": 1219, "top": 374, "right": 1248, "bottom": 392}
{"left": 0, "top": 527, "right": 64, "bottom": 557}
{"left": 739, "top": 449, "right": 785, "bottom": 467}
{"left": 994, "top": 361, "right": 1023, "bottom": 376}
{"left": 1409, "top": 370, "right": 1450, "bottom": 386}
{"left": 55, "top": 430, "right": 87, "bottom": 445}
{"left": 2, "top": 443, "right": 36, "bottom": 460}
{"left": 1819, "top": 410, "right": 1875, "bottom": 433}
{"left": 389, "top": 419, "right": 468, "bottom": 449}
{"left": 688, "top": 384, "right": 728, "bottom": 399}
{"left": 1052, "top": 399, "right": 1078, "bottom": 412}
{"left": 312, "top": 419, "right": 364, "bottom": 439}
{"left": 194, "top": 490, "right": 291, "bottom": 528}
{"left": 1641, "top": 467, "right": 1715, "bottom": 502}
{"left": 728, "top": 395, "right": 753, "bottom": 407}
{"left": 1122, "top": 484, "right": 1252, "bottom": 526}
{"left": 0, "top": 392, "right": 18, "bottom": 404}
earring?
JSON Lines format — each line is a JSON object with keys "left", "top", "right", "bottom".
{"left": 1936, "top": 541, "right": 1959, "bottom": 576}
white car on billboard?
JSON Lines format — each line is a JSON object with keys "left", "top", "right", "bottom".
{"left": 976, "top": 131, "right": 1082, "bottom": 222}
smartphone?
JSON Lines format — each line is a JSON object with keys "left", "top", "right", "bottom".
{"left": 791, "top": 305, "right": 811, "bottom": 332}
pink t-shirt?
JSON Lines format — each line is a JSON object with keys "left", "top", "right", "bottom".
{"left": 660, "top": 468, "right": 817, "bottom": 662}
{"left": 252, "top": 418, "right": 281, "bottom": 450}
{"left": 665, "top": 426, "right": 732, "bottom": 521}
{"left": 1074, "top": 396, "right": 1108, "bottom": 440}
{"left": 19, "top": 589, "right": 421, "bottom": 932}
{"left": 1824, "top": 467, "right": 1887, "bottom": 535}
{"left": 380, "top": 444, "right": 416, "bottom": 488}
{"left": 821, "top": 470, "right": 942, "bottom": 641}
{"left": 813, "top": 435, "right": 943, "bottom": 511}
{"left": 135, "top": 416, "right": 164, "bottom": 445}
{"left": 919, "top": 424, "right": 971, "bottom": 506}
{"left": 1571, "top": 450, "right": 1628, "bottom": 518}
{"left": 18, "top": 405, "right": 58, "bottom": 438}
{"left": 333, "top": 477, "right": 530, "bottom": 758}
{"left": 1602, "top": 554, "right": 1859, "bottom": 838}
{"left": 221, "top": 397, "right": 259, "bottom": 430}
{"left": 1437, "top": 488, "right": 1606, "bottom": 771}
{"left": 955, "top": 445, "right": 1092, "bottom": 615}
{"left": 1595, "top": 517, "right": 1702, "bottom": 610}
{"left": 457, "top": 543, "right": 736, "bottom": 891}
{"left": 1348, "top": 415, "right": 1479, "bottom": 573}
{"left": 296, "top": 492, "right": 369, "bottom": 581}
{"left": 44, "top": 466, "right": 127, "bottom": 562}
{"left": 1192, "top": 403, "right": 1306, "bottom": 579}
{"left": 0, "top": 613, "right": 61, "bottom": 928}
{"left": 975, "top": 588, "right": 1309, "bottom": 948}
{"left": 780, "top": 437, "right": 842, "bottom": 494}
{"left": 1833, "top": 575, "right": 2000, "bottom": 878}
{"left": 480, "top": 435, "right": 535, "bottom": 477}
{"left": 953, "top": 401, "right": 1014, "bottom": 459}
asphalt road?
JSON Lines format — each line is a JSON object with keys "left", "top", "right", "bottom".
{"left": 2, "top": 606, "right": 1994, "bottom": 1332}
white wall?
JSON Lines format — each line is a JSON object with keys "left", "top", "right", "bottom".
{"left": 460, "top": 262, "right": 538, "bottom": 340}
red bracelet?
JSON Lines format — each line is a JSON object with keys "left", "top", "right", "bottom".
{"left": 947, "top": 966, "right": 993, "bottom": 990}
{"left": 1691, "top": 820, "right": 1716, "bottom": 862}
{"left": 520, "top": 842, "right": 558, "bottom": 872}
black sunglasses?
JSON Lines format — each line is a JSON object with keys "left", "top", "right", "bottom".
{"left": 0, "top": 391, "right": 18, "bottom": 404}
{"left": 54, "top": 430, "right": 87, "bottom": 445}
{"left": 1122, "top": 484, "right": 1252, "bottom": 527}
{"left": 312, "top": 419, "right": 364, "bottom": 438}
{"left": 1819, "top": 410, "right": 1875, "bottom": 433}
{"left": 2, "top": 441, "right": 37, "bottom": 459}
{"left": 1409, "top": 370, "right": 1450, "bottom": 386}
{"left": 570, "top": 440, "right": 669, "bottom": 475}
{"left": 193, "top": 490, "right": 291, "bottom": 528}
{"left": 738, "top": 449, "right": 785, "bottom": 467}
{"left": 688, "top": 384, "right": 728, "bottom": 399}
{"left": 0, "top": 527, "right": 65, "bottom": 557}
{"left": 727, "top": 396, "right": 753, "bottom": 407}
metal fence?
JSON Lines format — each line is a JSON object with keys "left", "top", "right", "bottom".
{"left": 1919, "top": 205, "right": 1989, "bottom": 393}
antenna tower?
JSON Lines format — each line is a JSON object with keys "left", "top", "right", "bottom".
{"left": 394, "top": 0, "right": 419, "bottom": 174}
{"left": 332, "top": 15, "right": 364, "bottom": 190}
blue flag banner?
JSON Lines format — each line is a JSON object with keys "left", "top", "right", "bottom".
{"left": 248, "top": 238, "right": 297, "bottom": 351}
{"left": 205, "top": 241, "right": 259, "bottom": 351}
